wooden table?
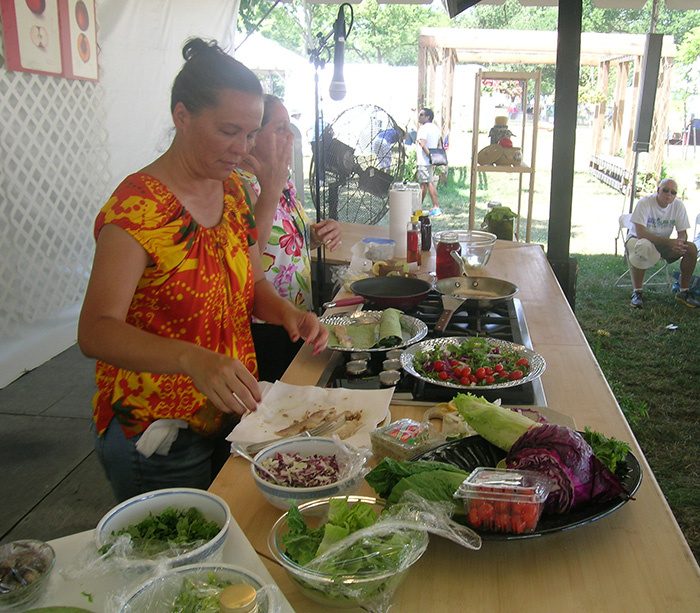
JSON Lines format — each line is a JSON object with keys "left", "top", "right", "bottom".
{"left": 210, "top": 231, "right": 700, "bottom": 612}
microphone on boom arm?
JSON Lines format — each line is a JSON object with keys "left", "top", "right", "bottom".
{"left": 329, "top": 3, "right": 352, "bottom": 101}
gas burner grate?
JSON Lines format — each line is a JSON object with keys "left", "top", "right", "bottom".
{"left": 322, "top": 297, "right": 546, "bottom": 407}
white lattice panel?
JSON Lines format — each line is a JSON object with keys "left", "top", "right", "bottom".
{"left": 0, "top": 19, "right": 111, "bottom": 347}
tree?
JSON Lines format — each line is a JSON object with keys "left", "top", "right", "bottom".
{"left": 352, "top": 0, "right": 449, "bottom": 65}
{"left": 237, "top": 0, "right": 337, "bottom": 58}
{"left": 674, "top": 26, "right": 700, "bottom": 129}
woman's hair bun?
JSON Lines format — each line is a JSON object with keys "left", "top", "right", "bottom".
{"left": 182, "top": 37, "right": 217, "bottom": 61}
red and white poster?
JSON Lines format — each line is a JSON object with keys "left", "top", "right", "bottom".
{"left": 0, "top": 0, "right": 64, "bottom": 76}
{"left": 58, "top": 0, "right": 98, "bottom": 81}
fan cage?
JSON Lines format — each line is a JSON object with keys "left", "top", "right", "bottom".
{"left": 310, "top": 104, "right": 406, "bottom": 226}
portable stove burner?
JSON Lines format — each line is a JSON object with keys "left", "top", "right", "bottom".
{"left": 320, "top": 296, "right": 547, "bottom": 407}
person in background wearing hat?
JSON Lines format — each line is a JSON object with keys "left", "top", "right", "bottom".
{"left": 416, "top": 107, "right": 443, "bottom": 216}
{"left": 628, "top": 178, "right": 699, "bottom": 308}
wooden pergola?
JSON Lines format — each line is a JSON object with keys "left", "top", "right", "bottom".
{"left": 417, "top": 28, "right": 676, "bottom": 183}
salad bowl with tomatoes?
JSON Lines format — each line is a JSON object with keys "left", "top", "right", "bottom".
{"left": 400, "top": 336, "right": 546, "bottom": 391}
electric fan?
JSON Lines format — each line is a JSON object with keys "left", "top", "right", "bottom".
{"left": 310, "top": 104, "right": 406, "bottom": 225}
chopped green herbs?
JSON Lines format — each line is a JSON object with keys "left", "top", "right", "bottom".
{"left": 101, "top": 506, "right": 221, "bottom": 556}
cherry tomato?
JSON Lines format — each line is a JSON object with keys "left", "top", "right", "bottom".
{"left": 459, "top": 376, "right": 471, "bottom": 386}
{"left": 511, "top": 514, "right": 527, "bottom": 534}
{"left": 468, "top": 507, "right": 482, "bottom": 528}
{"left": 453, "top": 366, "right": 464, "bottom": 378}
{"left": 521, "top": 503, "right": 540, "bottom": 528}
{"left": 494, "top": 364, "right": 504, "bottom": 373}
{"left": 477, "top": 501, "right": 495, "bottom": 523}
{"left": 484, "top": 367, "right": 494, "bottom": 376}
{"left": 475, "top": 367, "right": 486, "bottom": 379}
{"left": 516, "top": 358, "right": 529, "bottom": 367}
{"left": 495, "top": 500, "right": 510, "bottom": 514}
{"left": 499, "top": 371, "right": 510, "bottom": 380}
{"left": 495, "top": 513, "right": 511, "bottom": 532}
{"left": 509, "top": 370, "right": 524, "bottom": 381}
{"left": 450, "top": 359, "right": 460, "bottom": 367}
{"left": 485, "top": 375, "right": 495, "bottom": 384}
{"left": 437, "top": 371, "right": 449, "bottom": 380}
{"left": 462, "top": 365, "right": 472, "bottom": 376}
{"left": 470, "top": 374, "right": 478, "bottom": 384}
{"left": 433, "top": 360, "right": 445, "bottom": 372}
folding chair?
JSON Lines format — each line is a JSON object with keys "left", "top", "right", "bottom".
{"left": 614, "top": 214, "right": 672, "bottom": 289}
{"left": 694, "top": 212, "right": 700, "bottom": 252}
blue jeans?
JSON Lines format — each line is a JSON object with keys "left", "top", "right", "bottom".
{"left": 93, "top": 418, "right": 230, "bottom": 502}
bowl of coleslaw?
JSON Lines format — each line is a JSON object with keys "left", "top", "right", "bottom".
{"left": 251, "top": 438, "right": 368, "bottom": 510}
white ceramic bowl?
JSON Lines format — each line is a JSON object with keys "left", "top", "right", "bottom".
{"left": 0, "top": 539, "right": 55, "bottom": 610}
{"left": 252, "top": 437, "right": 367, "bottom": 510}
{"left": 95, "top": 488, "right": 231, "bottom": 569}
{"left": 268, "top": 496, "right": 429, "bottom": 609}
{"left": 120, "top": 563, "right": 266, "bottom": 612}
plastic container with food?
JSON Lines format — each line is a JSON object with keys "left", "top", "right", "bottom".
{"left": 370, "top": 418, "right": 445, "bottom": 462}
{"left": 0, "top": 539, "right": 55, "bottom": 611}
{"left": 268, "top": 496, "right": 428, "bottom": 611}
{"left": 252, "top": 437, "right": 369, "bottom": 510}
{"left": 454, "top": 467, "right": 553, "bottom": 535}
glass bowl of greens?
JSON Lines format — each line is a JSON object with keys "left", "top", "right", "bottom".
{"left": 95, "top": 488, "right": 231, "bottom": 570}
{"left": 268, "top": 496, "right": 428, "bottom": 611}
{"left": 120, "top": 563, "right": 267, "bottom": 612}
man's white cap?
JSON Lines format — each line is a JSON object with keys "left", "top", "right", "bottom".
{"left": 627, "top": 238, "right": 661, "bottom": 269}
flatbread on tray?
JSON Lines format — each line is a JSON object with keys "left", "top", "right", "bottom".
{"left": 325, "top": 308, "right": 405, "bottom": 350}
{"left": 326, "top": 323, "right": 377, "bottom": 349}
{"left": 377, "top": 308, "right": 403, "bottom": 348}
{"left": 227, "top": 381, "right": 393, "bottom": 449}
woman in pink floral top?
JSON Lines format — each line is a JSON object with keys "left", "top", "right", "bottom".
{"left": 238, "top": 95, "right": 342, "bottom": 381}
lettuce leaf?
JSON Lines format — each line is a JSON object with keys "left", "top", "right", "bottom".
{"left": 365, "top": 458, "right": 466, "bottom": 499}
{"left": 281, "top": 504, "right": 324, "bottom": 566}
{"left": 283, "top": 498, "right": 379, "bottom": 564}
{"left": 453, "top": 393, "right": 539, "bottom": 451}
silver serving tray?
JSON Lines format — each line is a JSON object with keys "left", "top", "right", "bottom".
{"left": 321, "top": 310, "right": 428, "bottom": 352}
{"left": 400, "top": 336, "right": 546, "bottom": 390}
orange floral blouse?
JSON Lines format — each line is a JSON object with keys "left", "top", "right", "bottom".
{"left": 92, "top": 172, "right": 258, "bottom": 437}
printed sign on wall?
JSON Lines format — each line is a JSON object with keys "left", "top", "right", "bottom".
{"left": 0, "top": 0, "right": 64, "bottom": 76}
{"left": 58, "top": 0, "right": 98, "bottom": 81}
{"left": 1, "top": 0, "right": 98, "bottom": 80}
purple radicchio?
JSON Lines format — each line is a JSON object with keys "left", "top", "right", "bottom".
{"left": 506, "top": 424, "right": 629, "bottom": 514}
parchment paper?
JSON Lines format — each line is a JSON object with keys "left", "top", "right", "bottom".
{"left": 227, "top": 381, "right": 393, "bottom": 449}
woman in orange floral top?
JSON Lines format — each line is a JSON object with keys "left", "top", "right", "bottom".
{"left": 78, "top": 39, "right": 328, "bottom": 502}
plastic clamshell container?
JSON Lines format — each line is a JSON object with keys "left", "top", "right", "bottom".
{"left": 454, "top": 467, "right": 552, "bottom": 535}
{"left": 370, "top": 418, "right": 444, "bottom": 462}
{"left": 362, "top": 237, "right": 395, "bottom": 261}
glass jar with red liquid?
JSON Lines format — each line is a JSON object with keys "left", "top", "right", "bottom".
{"left": 435, "top": 231, "right": 462, "bottom": 279}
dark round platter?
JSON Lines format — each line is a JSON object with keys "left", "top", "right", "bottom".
{"left": 412, "top": 434, "right": 642, "bottom": 541}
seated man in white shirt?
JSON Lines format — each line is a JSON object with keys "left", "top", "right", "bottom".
{"left": 628, "top": 178, "right": 699, "bottom": 308}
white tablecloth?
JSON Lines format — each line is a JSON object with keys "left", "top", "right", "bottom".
{"left": 31, "top": 515, "right": 294, "bottom": 612}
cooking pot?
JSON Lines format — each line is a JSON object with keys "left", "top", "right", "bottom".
{"left": 344, "top": 276, "right": 433, "bottom": 309}
{"left": 434, "top": 276, "right": 519, "bottom": 332}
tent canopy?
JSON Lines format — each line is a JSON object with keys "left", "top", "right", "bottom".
{"left": 419, "top": 28, "right": 677, "bottom": 65}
